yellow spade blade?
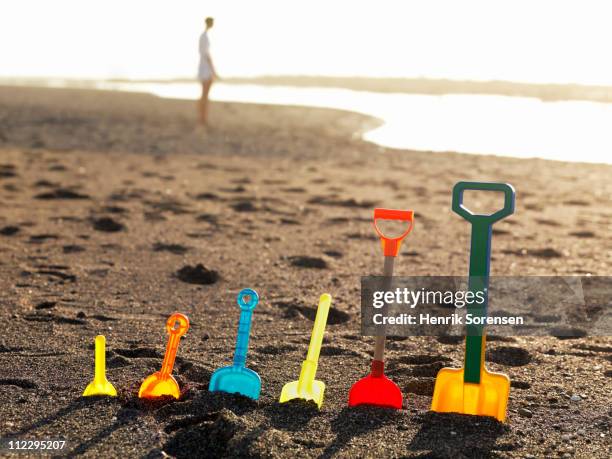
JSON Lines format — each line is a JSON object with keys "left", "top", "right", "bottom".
{"left": 280, "top": 379, "right": 326, "bottom": 408}
{"left": 83, "top": 335, "right": 117, "bottom": 397}
{"left": 431, "top": 367, "right": 510, "bottom": 422}
{"left": 83, "top": 379, "right": 118, "bottom": 397}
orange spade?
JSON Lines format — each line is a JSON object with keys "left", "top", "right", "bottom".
{"left": 139, "top": 312, "right": 189, "bottom": 399}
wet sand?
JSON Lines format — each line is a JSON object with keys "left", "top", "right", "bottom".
{"left": 0, "top": 85, "right": 610, "bottom": 458}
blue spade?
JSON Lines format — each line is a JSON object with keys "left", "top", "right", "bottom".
{"left": 209, "top": 288, "right": 261, "bottom": 399}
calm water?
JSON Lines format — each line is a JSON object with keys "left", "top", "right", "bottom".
{"left": 95, "top": 81, "right": 612, "bottom": 165}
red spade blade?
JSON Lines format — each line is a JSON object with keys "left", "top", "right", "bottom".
{"left": 348, "top": 360, "right": 403, "bottom": 409}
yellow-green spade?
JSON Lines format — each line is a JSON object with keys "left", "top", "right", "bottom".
{"left": 279, "top": 294, "right": 331, "bottom": 409}
{"left": 83, "top": 335, "right": 117, "bottom": 397}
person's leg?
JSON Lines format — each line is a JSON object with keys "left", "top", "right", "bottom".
{"left": 198, "top": 79, "right": 213, "bottom": 126}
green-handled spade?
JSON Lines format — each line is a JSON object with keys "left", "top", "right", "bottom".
{"left": 431, "top": 181, "right": 515, "bottom": 422}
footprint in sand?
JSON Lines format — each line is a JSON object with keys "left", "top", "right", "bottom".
{"left": 194, "top": 214, "right": 217, "bottom": 226}
{"left": 33, "top": 179, "right": 58, "bottom": 188}
{"left": 91, "top": 314, "right": 118, "bottom": 322}
{"left": 325, "top": 217, "right": 350, "bottom": 225}
{"left": 569, "top": 231, "right": 596, "bottom": 238}
{"left": 535, "top": 218, "right": 561, "bottom": 227}
{"left": 281, "top": 187, "right": 306, "bottom": 193}
{"left": 92, "top": 217, "right": 125, "bottom": 232}
{"left": 63, "top": 244, "right": 85, "bottom": 254}
{"left": 0, "top": 164, "right": 17, "bottom": 177}
{"left": 512, "top": 380, "right": 531, "bottom": 389}
{"left": 220, "top": 185, "right": 248, "bottom": 193}
{"left": 114, "top": 347, "right": 163, "bottom": 359}
{"left": 273, "top": 300, "right": 350, "bottom": 325}
{"left": 563, "top": 199, "right": 590, "bottom": 207}
{"left": 319, "top": 345, "right": 365, "bottom": 357}
{"left": 287, "top": 256, "right": 328, "bottom": 269}
{"left": 503, "top": 248, "right": 563, "bottom": 258}
{"left": 145, "top": 198, "right": 193, "bottom": 215}
{"left": 153, "top": 243, "right": 190, "bottom": 255}
{"left": 34, "top": 301, "right": 57, "bottom": 310}
{"left": 0, "top": 378, "right": 37, "bottom": 390}
{"left": 388, "top": 354, "right": 453, "bottom": 378}
{"left": 307, "top": 196, "right": 377, "bottom": 208}
{"left": 392, "top": 354, "right": 452, "bottom": 366}
{"left": 0, "top": 225, "right": 20, "bottom": 236}
{"left": 102, "top": 205, "right": 129, "bottom": 214}
{"left": 193, "top": 192, "right": 221, "bottom": 201}
{"left": 231, "top": 200, "right": 258, "bottom": 212}
{"left": 437, "top": 335, "right": 464, "bottom": 345}
{"left": 176, "top": 264, "right": 219, "bottom": 285}
{"left": 279, "top": 218, "right": 300, "bottom": 226}
{"left": 486, "top": 346, "right": 532, "bottom": 366}
{"left": 28, "top": 234, "right": 59, "bottom": 243}
{"left": 107, "top": 355, "right": 132, "bottom": 368}
{"left": 35, "top": 266, "right": 77, "bottom": 283}
{"left": 256, "top": 344, "right": 299, "bottom": 355}
{"left": 404, "top": 378, "right": 435, "bottom": 396}
{"left": 550, "top": 326, "right": 588, "bottom": 339}
{"left": 35, "top": 188, "right": 89, "bottom": 200}
{"left": 346, "top": 232, "right": 377, "bottom": 240}
{"left": 23, "top": 312, "right": 85, "bottom": 325}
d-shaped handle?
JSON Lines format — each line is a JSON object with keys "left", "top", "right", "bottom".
{"left": 372, "top": 208, "right": 414, "bottom": 257}
{"left": 452, "top": 182, "right": 515, "bottom": 225}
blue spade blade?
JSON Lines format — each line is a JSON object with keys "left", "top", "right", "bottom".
{"left": 209, "top": 288, "right": 261, "bottom": 399}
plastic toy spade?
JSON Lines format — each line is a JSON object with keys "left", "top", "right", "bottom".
{"left": 349, "top": 208, "right": 414, "bottom": 409}
{"left": 139, "top": 312, "right": 189, "bottom": 399}
{"left": 431, "top": 182, "right": 515, "bottom": 422}
{"left": 209, "top": 288, "right": 261, "bottom": 399}
{"left": 280, "top": 294, "right": 332, "bottom": 409}
{"left": 83, "top": 335, "right": 117, "bottom": 397}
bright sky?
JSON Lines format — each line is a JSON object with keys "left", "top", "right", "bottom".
{"left": 2, "top": 0, "right": 612, "bottom": 85}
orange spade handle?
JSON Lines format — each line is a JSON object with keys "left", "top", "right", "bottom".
{"left": 372, "top": 208, "right": 414, "bottom": 257}
{"left": 160, "top": 313, "right": 190, "bottom": 378}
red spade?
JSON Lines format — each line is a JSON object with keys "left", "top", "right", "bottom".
{"left": 348, "top": 208, "right": 414, "bottom": 409}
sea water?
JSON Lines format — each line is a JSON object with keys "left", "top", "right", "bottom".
{"left": 88, "top": 81, "right": 612, "bottom": 165}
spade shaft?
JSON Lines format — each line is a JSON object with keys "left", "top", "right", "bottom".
{"left": 298, "top": 294, "right": 331, "bottom": 392}
{"left": 464, "top": 220, "right": 492, "bottom": 384}
{"left": 373, "top": 256, "right": 394, "bottom": 361}
{"left": 234, "top": 308, "right": 254, "bottom": 367}
{"left": 160, "top": 332, "right": 181, "bottom": 378}
{"left": 94, "top": 335, "right": 107, "bottom": 383}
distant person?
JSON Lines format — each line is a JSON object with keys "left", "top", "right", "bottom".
{"left": 197, "top": 17, "right": 217, "bottom": 126}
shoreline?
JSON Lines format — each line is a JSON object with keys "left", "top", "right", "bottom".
{"left": 6, "top": 75, "right": 612, "bottom": 103}
{"left": 3, "top": 83, "right": 612, "bottom": 166}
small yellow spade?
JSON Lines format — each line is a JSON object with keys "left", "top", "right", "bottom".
{"left": 83, "top": 335, "right": 117, "bottom": 397}
{"left": 280, "top": 294, "right": 331, "bottom": 409}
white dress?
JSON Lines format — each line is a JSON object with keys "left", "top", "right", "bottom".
{"left": 197, "top": 31, "right": 213, "bottom": 81}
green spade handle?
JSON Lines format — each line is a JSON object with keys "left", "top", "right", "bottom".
{"left": 452, "top": 182, "right": 515, "bottom": 384}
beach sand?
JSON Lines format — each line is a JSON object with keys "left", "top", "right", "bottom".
{"left": 0, "top": 85, "right": 610, "bottom": 458}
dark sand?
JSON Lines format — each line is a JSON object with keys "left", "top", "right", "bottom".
{"left": 0, "top": 86, "right": 610, "bottom": 458}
